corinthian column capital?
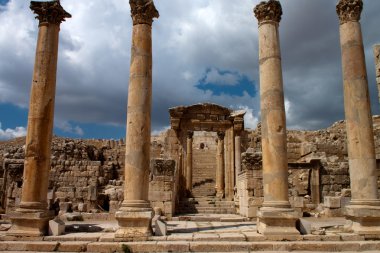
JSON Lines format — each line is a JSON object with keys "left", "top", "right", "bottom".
{"left": 130, "top": 0, "right": 159, "bottom": 26}
{"left": 30, "top": 1, "right": 71, "bottom": 26}
{"left": 336, "top": 0, "right": 363, "bottom": 24}
{"left": 254, "top": 0, "right": 282, "bottom": 25}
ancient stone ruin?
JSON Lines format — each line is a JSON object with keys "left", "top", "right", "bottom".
{"left": 1, "top": 0, "right": 380, "bottom": 252}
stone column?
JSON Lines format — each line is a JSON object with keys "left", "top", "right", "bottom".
{"left": 234, "top": 134, "right": 242, "bottom": 177}
{"left": 8, "top": 1, "right": 70, "bottom": 237}
{"left": 254, "top": 0, "right": 299, "bottom": 235}
{"left": 115, "top": 0, "right": 159, "bottom": 239}
{"left": 374, "top": 45, "right": 380, "bottom": 105}
{"left": 186, "top": 131, "right": 194, "bottom": 194}
{"left": 216, "top": 131, "right": 225, "bottom": 199}
{"left": 337, "top": 0, "right": 380, "bottom": 235}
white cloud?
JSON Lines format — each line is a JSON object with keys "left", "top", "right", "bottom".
{"left": 204, "top": 68, "right": 240, "bottom": 86}
{"left": 0, "top": 122, "right": 26, "bottom": 140}
{"left": 55, "top": 121, "right": 84, "bottom": 136}
{"left": 237, "top": 106, "right": 258, "bottom": 130}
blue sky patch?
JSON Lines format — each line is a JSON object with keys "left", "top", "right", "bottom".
{"left": 0, "top": 103, "right": 28, "bottom": 129}
{"left": 0, "top": 103, "right": 126, "bottom": 140}
{"left": 196, "top": 68, "right": 256, "bottom": 97}
{"left": 54, "top": 121, "right": 126, "bottom": 140}
{"left": 0, "top": 0, "right": 9, "bottom": 6}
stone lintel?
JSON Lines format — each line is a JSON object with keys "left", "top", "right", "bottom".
{"left": 115, "top": 210, "right": 153, "bottom": 239}
{"left": 130, "top": 0, "right": 159, "bottom": 26}
{"left": 254, "top": 0, "right": 282, "bottom": 25}
{"left": 336, "top": 0, "right": 363, "bottom": 24}
{"left": 30, "top": 0, "right": 71, "bottom": 25}
{"left": 257, "top": 207, "right": 300, "bottom": 235}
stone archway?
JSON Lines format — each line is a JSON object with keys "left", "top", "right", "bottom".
{"left": 169, "top": 103, "right": 245, "bottom": 202}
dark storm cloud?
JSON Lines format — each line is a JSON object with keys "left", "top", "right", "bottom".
{"left": 0, "top": 0, "right": 379, "bottom": 137}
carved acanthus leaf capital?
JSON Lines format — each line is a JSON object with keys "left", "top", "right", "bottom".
{"left": 336, "top": 0, "right": 363, "bottom": 24}
{"left": 254, "top": 0, "right": 282, "bottom": 25}
{"left": 130, "top": 0, "right": 159, "bottom": 26}
{"left": 30, "top": 1, "right": 71, "bottom": 26}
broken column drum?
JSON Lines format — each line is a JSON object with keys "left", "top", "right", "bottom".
{"left": 337, "top": 0, "right": 380, "bottom": 235}
{"left": 8, "top": 1, "right": 71, "bottom": 236}
{"left": 254, "top": 0, "right": 299, "bottom": 235}
{"left": 115, "top": 0, "right": 159, "bottom": 239}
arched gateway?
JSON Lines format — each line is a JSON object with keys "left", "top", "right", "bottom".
{"left": 169, "top": 103, "right": 245, "bottom": 205}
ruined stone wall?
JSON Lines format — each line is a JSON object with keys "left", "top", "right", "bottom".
{"left": 0, "top": 137, "right": 126, "bottom": 215}
{"left": 239, "top": 116, "right": 380, "bottom": 218}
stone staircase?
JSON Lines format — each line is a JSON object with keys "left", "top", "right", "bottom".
{"left": 191, "top": 148, "right": 216, "bottom": 197}
{"left": 177, "top": 197, "right": 236, "bottom": 214}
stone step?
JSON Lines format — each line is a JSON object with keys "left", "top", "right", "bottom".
{"left": 0, "top": 240, "right": 379, "bottom": 252}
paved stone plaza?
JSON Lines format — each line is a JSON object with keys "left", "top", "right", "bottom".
{"left": 2, "top": 215, "right": 380, "bottom": 252}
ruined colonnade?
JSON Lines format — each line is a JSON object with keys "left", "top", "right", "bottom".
{"left": 7, "top": 0, "right": 380, "bottom": 239}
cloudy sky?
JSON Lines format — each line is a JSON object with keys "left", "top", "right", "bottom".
{"left": 0, "top": 0, "right": 379, "bottom": 140}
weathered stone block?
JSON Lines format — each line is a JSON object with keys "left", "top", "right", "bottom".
{"left": 324, "top": 196, "right": 341, "bottom": 208}
{"left": 48, "top": 218, "right": 65, "bottom": 236}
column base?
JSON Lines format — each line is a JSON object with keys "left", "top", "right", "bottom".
{"left": 344, "top": 204, "right": 380, "bottom": 235}
{"left": 7, "top": 209, "right": 54, "bottom": 236}
{"left": 216, "top": 191, "right": 224, "bottom": 199}
{"left": 257, "top": 207, "right": 300, "bottom": 235}
{"left": 115, "top": 202, "right": 153, "bottom": 240}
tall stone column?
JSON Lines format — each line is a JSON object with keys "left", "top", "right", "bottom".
{"left": 254, "top": 0, "right": 299, "bottom": 235}
{"left": 337, "top": 0, "right": 380, "bottom": 235}
{"left": 216, "top": 131, "right": 225, "bottom": 199}
{"left": 115, "top": 0, "right": 159, "bottom": 239}
{"left": 186, "top": 131, "right": 194, "bottom": 194}
{"left": 234, "top": 134, "right": 242, "bottom": 177}
{"left": 374, "top": 45, "right": 380, "bottom": 105}
{"left": 8, "top": 1, "right": 70, "bottom": 236}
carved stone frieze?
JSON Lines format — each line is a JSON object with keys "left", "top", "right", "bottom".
{"left": 254, "top": 0, "right": 282, "bottom": 25}
{"left": 336, "top": 0, "right": 363, "bottom": 24}
{"left": 130, "top": 0, "right": 159, "bottom": 26}
{"left": 30, "top": 1, "right": 71, "bottom": 25}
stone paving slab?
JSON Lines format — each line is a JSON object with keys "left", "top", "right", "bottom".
{"left": 1, "top": 241, "right": 380, "bottom": 252}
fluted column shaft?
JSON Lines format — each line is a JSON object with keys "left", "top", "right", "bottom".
{"left": 255, "top": 1, "right": 289, "bottom": 209}
{"left": 216, "top": 132, "right": 225, "bottom": 198}
{"left": 337, "top": 0, "right": 379, "bottom": 205}
{"left": 115, "top": 0, "right": 158, "bottom": 239}
{"left": 186, "top": 131, "right": 194, "bottom": 193}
